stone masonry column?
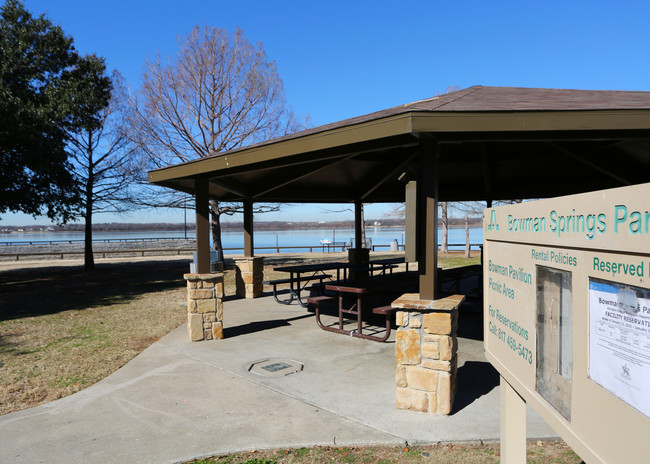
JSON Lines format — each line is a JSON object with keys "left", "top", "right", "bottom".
{"left": 392, "top": 293, "right": 465, "bottom": 414}
{"left": 184, "top": 273, "right": 224, "bottom": 341}
{"left": 235, "top": 257, "right": 264, "bottom": 298}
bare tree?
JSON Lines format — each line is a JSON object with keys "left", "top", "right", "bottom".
{"left": 128, "top": 26, "right": 305, "bottom": 264}
{"left": 67, "top": 69, "right": 136, "bottom": 270}
{"left": 440, "top": 201, "right": 449, "bottom": 253}
{"left": 464, "top": 214, "right": 471, "bottom": 258}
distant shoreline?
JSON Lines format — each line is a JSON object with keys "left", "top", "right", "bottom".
{"left": 1, "top": 222, "right": 482, "bottom": 234}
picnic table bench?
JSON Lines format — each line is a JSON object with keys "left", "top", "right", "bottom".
{"left": 308, "top": 278, "right": 409, "bottom": 342}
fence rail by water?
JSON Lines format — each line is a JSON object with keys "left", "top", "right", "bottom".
{"left": 0, "top": 237, "right": 191, "bottom": 246}
{"left": 0, "top": 243, "right": 483, "bottom": 261}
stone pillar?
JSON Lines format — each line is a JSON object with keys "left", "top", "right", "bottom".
{"left": 235, "top": 257, "right": 264, "bottom": 298}
{"left": 392, "top": 293, "right": 464, "bottom": 414}
{"left": 347, "top": 247, "right": 370, "bottom": 280}
{"left": 184, "top": 273, "right": 224, "bottom": 341}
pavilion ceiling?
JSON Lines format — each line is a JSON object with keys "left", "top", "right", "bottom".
{"left": 149, "top": 86, "right": 650, "bottom": 204}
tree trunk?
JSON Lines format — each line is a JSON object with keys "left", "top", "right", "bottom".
{"left": 441, "top": 201, "right": 449, "bottom": 254}
{"left": 360, "top": 203, "right": 366, "bottom": 248}
{"left": 210, "top": 200, "right": 225, "bottom": 266}
{"left": 84, "top": 171, "right": 95, "bottom": 270}
{"left": 465, "top": 214, "right": 471, "bottom": 258}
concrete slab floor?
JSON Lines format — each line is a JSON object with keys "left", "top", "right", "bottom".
{"left": 0, "top": 295, "right": 557, "bottom": 464}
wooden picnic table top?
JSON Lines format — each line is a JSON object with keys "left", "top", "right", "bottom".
{"left": 368, "top": 257, "right": 405, "bottom": 265}
{"left": 273, "top": 262, "right": 351, "bottom": 273}
{"left": 325, "top": 272, "right": 419, "bottom": 295}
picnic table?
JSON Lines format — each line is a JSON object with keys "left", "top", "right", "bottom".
{"left": 308, "top": 273, "right": 418, "bottom": 342}
{"left": 366, "top": 257, "right": 408, "bottom": 276}
{"left": 266, "top": 257, "right": 411, "bottom": 308}
{"left": 266, "top": 262, "right": 352, "bottom": 308}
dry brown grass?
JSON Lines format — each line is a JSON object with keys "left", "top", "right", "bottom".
{"left": 0, "top": 251, "right": 479, "bottom": 417}
{"left": 0, "top": 258, "right": 193, "bottom": 415}
{"left": 187, "top": 441, "right": 582, "bottom": 464}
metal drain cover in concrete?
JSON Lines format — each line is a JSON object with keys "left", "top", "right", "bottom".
{"left": 248, "top": 359, "right": 304, "bottom": 377}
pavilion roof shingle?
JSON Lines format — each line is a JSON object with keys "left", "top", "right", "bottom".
{"left": 198, "top": 85, "right": 650, "bottom": 160}
{"left": 403, "top": 85, "right": 650, "bottom": 112}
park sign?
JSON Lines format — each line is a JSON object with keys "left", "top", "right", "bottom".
{"left": 484, "top": 183, "right": 650, "bottom": 464}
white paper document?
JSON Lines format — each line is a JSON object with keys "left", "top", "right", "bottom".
{"left": 589, "top": 279, "right": 650, "bottom": 418}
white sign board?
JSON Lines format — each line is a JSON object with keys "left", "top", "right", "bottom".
{"left": 484, "top": 183, "right": 650, "bottom": 464}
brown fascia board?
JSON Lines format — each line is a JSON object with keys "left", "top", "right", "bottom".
{"left": 411, "top": 109, "right": 650, "bottom": 133}
{"left": 148, "top": 108, "right": 650, "bottom": 185}
{"left": 148, "top": 112, "right": 415, "bottom": 184}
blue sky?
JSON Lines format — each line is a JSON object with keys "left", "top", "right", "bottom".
{"left": 4, "top": 0, "right": 650, "bottom": 225}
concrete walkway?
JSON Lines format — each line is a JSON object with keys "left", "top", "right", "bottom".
{"left": 0, "top": 295, "right": 556, "bottom": 464}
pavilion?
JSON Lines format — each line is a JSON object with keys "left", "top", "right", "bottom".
{"left": 149, "top": 85, "right": 650, "bottom": 300}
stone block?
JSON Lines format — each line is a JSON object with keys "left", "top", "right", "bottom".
{"left": 215, "top": 282, "right": 224, "bottom": 298}
{"left": 428, "top": 392, "right": 438, "bottom": 414}
{"left": 216, "top": 300, "right": 223, "bottom": 321}
{"left": 396, "top": 365, "right": 407, "bottom": 388}
{"left": 421, "top": 342, "right": 440, "bottom": 359}
{"left": 235, "top": 260, "right": 252, "bottom": 272}
{"left": 203, "top": 322, "right": 212, "bottom": 329}
{"left": 395, "top": 311, "right": 407, "bottom": 327}
{"left": 423, "top": 334, "right": 441, "bottom": 343}
{"left": 196, "top": 299, "right": 216, "bottom": 313}
{"left": 187, "top": 280, "right": 197, "bottom": 289}
{"left": 410, "top": 316, "right": 422, "bottom": 329}
{"left": 212, "top": 321, "right": 223, "bottom": 339}
{"left": 423, "top": 312, "right": 452, "bottom": 335}
{"left": 203, "top": 312, "right": 216, "bottom": 323}
{"left": 187, "top": 299, "right": 197, "bottom": 313}
{"left": 437, "top": 372, "right": 456, "bottom": 415}
{"left": 396, "top": 387, "right": 428, "bottom": 412}
{"left": 406, "top": 367, "right": 439, "bottom": 392}
{"left": 440, "top": 335, "right": 456, "bottom": 361}
{"left": 245, "top": 288, "right": 262, "bottom": 299}
{"left": 422, "top": 359, "right": 452, "bottom": 371}
{"left": 189, "top": 288, "right": 214, "bottom": 300}
{"left": 188, "top": 313, "right": 203, "bottom": 341}
{"left": 241, "top": 273, "right": 256, "bottom": 285}
{"left": 395, "top": 329, "right": 420, "bottom": 365}
{"left": 204, "top": 329, "right": 213, "bottom": 340}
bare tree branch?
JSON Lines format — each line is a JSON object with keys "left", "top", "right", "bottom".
{"left": 66, "top": 70, "right": 140, "bottom": 269}
{"left": 126, "top": 26, "right": 309, "bottom": 263}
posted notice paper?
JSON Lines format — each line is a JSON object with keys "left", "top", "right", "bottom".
{"left": 589, "top": 279, "right": 650, "bottom": 418}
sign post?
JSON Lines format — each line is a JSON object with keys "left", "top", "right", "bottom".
{"left": 484, "top": 183, "right": 650, "bottom": 464}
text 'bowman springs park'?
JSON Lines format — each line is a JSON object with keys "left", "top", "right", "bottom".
{"left": 500, "top": 205, "right": 650, "bottom": 239}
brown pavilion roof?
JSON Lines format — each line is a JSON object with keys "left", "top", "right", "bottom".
{"left": 149, "top": 86, "right": 650, "bottom": 203}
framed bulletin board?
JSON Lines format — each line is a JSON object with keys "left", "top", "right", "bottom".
{"left": 484, "top": 183, "right": 650, "bottom": 464}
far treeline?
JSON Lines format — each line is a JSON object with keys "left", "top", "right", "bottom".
{"left": 3, "top": 217, "right": 483, "bottom": 233}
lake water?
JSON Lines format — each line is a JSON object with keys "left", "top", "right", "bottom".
{"left": 0, "top": 226, "right": 483, "bottom": 254}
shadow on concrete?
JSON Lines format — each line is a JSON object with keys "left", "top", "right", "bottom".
{"left": 224, "top": 313, "right": 314, "bottom": 338}
{"left": 451, "top": 360, "right": 500, "bottom": 414}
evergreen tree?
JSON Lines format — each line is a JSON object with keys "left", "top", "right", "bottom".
{"left": 0, "top": 0, "right": 110, "bottom": 222}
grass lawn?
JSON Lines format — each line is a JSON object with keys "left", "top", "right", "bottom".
{"left": 0, "top": 252, "right": 583, "bottom": 463}
{"left": 185, "top": 442, "right": 582, "bottom": 464}
{"left": 0, "top": 251, "right": 478, "bottom": 416}
{"left": 0, "top": 258, "right": 196, "bottom": 415}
